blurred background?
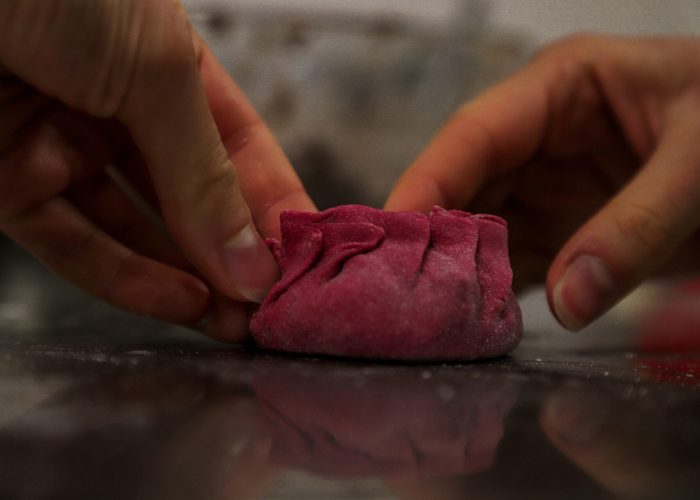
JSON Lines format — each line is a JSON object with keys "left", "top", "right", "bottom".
{"left": 184, "top": 0, "right": 700, "bottom": 209}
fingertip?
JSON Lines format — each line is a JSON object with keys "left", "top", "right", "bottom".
{"left": 384, "top": 174, "right": 445, "bottom": 213}
{"left": 102, "top": 257, "right": 212, "bottom": 326}
{"left": 165, "top": 273, "right": 212, "bottom": 324}
{"left": 549, "top": 254, "right": 617, "bottom": 332}
{"left": 383, "top": 188, "right": 410, "bottom": 212}
{"left": 197, "top": 292, "right": 253, "bottom": 343}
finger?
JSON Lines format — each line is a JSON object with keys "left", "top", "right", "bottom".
{"left": 0, "top": 79, "right": 50, "bottom": 153}
{"left": 73, "top": 173, "right": 254, "bottom": 344}
{"left": 47, "top": 107, "right": 131, "bottom": 182}
{"left": 67, "top": 175, "right": 191, "bottom": 271}
{"left": 548, "top": 116, "right": 700, "bottom": 331}
{"left": 0, "top": 197, "right": 210, "bottom": 325}
{"left": 7, "top": 106, "right": 185, "bottom": 267}
{"left": 0, "top": 112, "right": 101, "bottom": 222}
{"left": 59, "top": 176, "right": 254, "bottom": 343}
{"left": 0, "top": 0, "right": 278, "bottom": 303}
{"left": 198, "top": 291, "right": 252, "bottom": 344}
{"left": 384, "top": 62, "right": 553, "bottom": 212}
{"left": 114, "top": 7, "right": 279, "bottom": 304}
{"left": 197, "top": 39, "right": 316, "bottom": 239}
{"left": 3, "top": 103, "right": 252, "bottom": 342}
{"left": 0, "top": 117, "right": 210, "bottom": 325}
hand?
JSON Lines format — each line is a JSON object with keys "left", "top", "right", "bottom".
{"left": 386, "top": 35, "right": 700, "bottom": 331}
{"left": 0, "top": 0, "right": 315, "bottom": 340}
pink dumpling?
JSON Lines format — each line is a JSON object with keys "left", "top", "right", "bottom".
{"left": 250, "top": 205, "right": 522, "bottom": 360}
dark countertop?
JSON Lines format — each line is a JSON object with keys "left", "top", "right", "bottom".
{"left": 1, "top": 235, "right": 699, "bottom": 500}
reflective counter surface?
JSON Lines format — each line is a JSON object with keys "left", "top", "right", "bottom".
{"left": 1, "top": 236, "right": 699, "bottom": 500}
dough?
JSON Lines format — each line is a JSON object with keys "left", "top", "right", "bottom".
{"left": 250, "top": 205, "right": 522, "bottom": 360}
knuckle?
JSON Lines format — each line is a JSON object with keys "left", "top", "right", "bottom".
{"left": 613, "top": 203, "right": 672, "bottom": 256}
{"left": 0, "top": 143, "right": 72, "bottom": 224}
{"left": 128, "top": 2, "right": 198, "bottom": 81}
{"left": 137, "top": 35, "right": 194, "bottom": 81}
{"left": 88, "top": 5, "right": 143, "bottom": 116}
{"left": 105, "top": 1, "right": 198, "bottom": 119}
{"left": 189, "top": 157, "right": 239, "bottom": 204}
{"left": 5, "top": 0, "right": 196, "bottom": 118}
{"left": 97, "top": 2, "right": 191, "bottom": 116}
{"left": 159, "top": 153, "right": 250, "bottom": 242}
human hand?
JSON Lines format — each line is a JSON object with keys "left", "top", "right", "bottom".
{"left": 0, "top": 0, "right": 314, "bottom": 340}
{"left": 386, "top": 35, "right": 700, "bottom": 331}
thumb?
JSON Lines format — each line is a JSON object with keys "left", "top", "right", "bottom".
{"left": 114, "top": 5, "right": 278, "bottom": 303}
{"left": 548, "top": 118, "right": 700, "bottom": 331}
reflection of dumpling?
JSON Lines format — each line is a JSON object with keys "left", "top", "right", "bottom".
{"left": 251, "top": 205, "right": 522, "bottom": 360}
{"left": 252, "top": 359, "right": 518, "bottom": 479}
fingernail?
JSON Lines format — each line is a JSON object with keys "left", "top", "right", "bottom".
{"left": 543, "top": 390, "right": 608, "bottom": 444}
{"left": 553, "top": 254, "right": 616, "bottom": 331}
{"left": 223, "top": 223, "right": 279, "bottom": 303}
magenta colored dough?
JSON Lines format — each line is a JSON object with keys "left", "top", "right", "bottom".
{"left": 250, "top": 205, "right": 523, "bottom": 360}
